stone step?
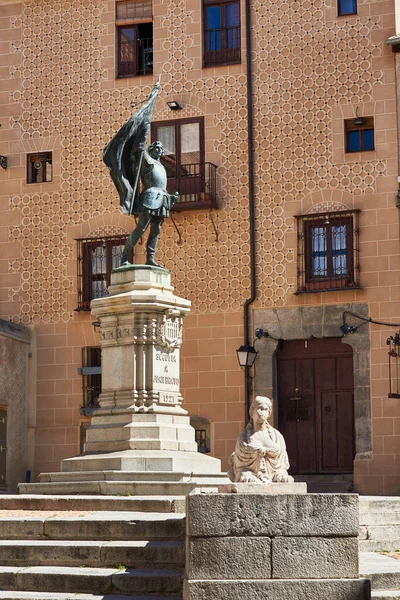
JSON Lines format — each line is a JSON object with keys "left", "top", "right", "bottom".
{"left": 360, "top": 513, "right": 400, "bottom": 526}
{"left": 18, "top": 481, "right": 221, "bottom": 496}
{"left": 0, "top": 540, "right": 184, "bottom": 568}
{"left": 306, "top": 482, "right": 353, "bottom": 493}
{"left": 38, "top": 471, "right": 223, "bottom": 484}
{"left": 293, "top": 474, "right": 353, "bottom": 493}
{"left": 0, "top": 512, "right": 185, "bottom": 541}
{"left": 0, "top": 495, "right": 185, "bottom": 514}
{"left": 0, "top": 590, "right": 182, "bottom": 600}
{"left": 360, "top": 552, "right": 400, "bottom": 591}
{"left": 360, "top": 525, "right": 400, "bottom": 548}
{"left": 371, "top": 592, "right": 400, "bottom": 599}
{"left": 42, "top": 471, "right": 193, "bottom": 482}
{"left": 0, "top": 566, "right": 182, "bottom": 596}
{"left": 0, "top": 594, "right": 182, "bottom": 600}
{"left": 360, "top": 540, "right": 400, "bottom": 552}
{"left": 360, "top": 498, "right": 400, "bottom": 514}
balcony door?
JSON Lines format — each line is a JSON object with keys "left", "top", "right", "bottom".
{"left": 151, "top": 118, "right": 205, "bottom": 201}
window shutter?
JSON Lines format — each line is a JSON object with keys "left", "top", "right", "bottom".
{"left": 116, "top": 0, "right": 152, "bottom": 24}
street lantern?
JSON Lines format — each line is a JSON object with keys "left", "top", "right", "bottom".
{"left": 387, "top": 331, "right": 400, "bottom": 398}
{"left": 236, "top": 342, "right": 258, "bottom": 368}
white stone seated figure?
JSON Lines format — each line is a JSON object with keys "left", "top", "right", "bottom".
{"left": 228, "top": 395, "right": 294, "bottom": 484}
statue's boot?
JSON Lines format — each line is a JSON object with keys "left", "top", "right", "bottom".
{"left": 146, "top": 253, "right": 160, "bottom": 267}
{"left": 145, "top": 217, "right": 164, "bottom": 268}
{"left": 120, "top": 245, "right": 132, "bottom": 266}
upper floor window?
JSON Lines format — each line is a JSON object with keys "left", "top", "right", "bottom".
{"left": 295, "top": 210, "right": 360, "bottom": 294}
{"left": 116, "top": 0, "right": 153, "bottom": 77}
{"left": 203, "top": 0, "right": 241, "bottom": 67}
{"left": 338, "top": 0, "right": 357, "bottom": 15}
{"left": 76, "top": 235, "right": 131, "bottom": 310}
{"left": 345, "top": 117, "right": 374, "bottom": 153}
{"left": 151, "top": 117, "right": 218, "bottom": 210}
{"left": 27, "top": 152, "right": 52, "bottom": 184}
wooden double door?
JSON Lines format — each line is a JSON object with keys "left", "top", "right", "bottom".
{"left": 277, "top": 338, "right": 354, "bottom": 475}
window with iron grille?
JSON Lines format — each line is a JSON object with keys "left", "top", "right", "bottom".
{"left": 151, "top": 117, "right": 218, "bottom": 210}
{"left": 338, "top": 0, "right": 357, "bottom": 15}
{"left": 295, "top": 210, "right": 360, "bottom": 294}
{"left": 203, "top": 0, "right": 241, "bottom": 67}
{"left": 27, "top": 152, "right": 52, "bottom": 184}
{"left": 345, "top": 117, "right": 374, "bottom": 153}
{"left": 79, "top": 347, "right": 101, "bottom": 415}
{"left": 76, "top": 235, "right": 131, "bottom": 310}
{"left": 0, "top": 408, "right": 6, "bottom": 490}
{"left": 116, "top": 0, "right": 153, "bottom": 77}
{"left": 195, "top": 429, "right": 210, "bottom": 453}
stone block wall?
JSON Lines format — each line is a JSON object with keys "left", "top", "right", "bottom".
{"left": 184, "top": 492, "right": 371, "bottom": 600}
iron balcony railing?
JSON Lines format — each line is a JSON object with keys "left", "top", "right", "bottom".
{"left": 171, "top": 162, "right": 218, "bottom": 211}
{"left": 204, "top": 26, "right": 241, "bottom": 66}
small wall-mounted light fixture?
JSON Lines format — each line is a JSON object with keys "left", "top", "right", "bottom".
{"left": 387, "top": 332, "right": 400, "bottom": 398}
{"left": 340, "top": 322, "right": 359, "bottom": 336}
{"left": 352, "top": 107, "right": 366, "bottom": 127}
{"left": 167, "top": 101, "right": 182, "bottom": 111}
{"left": 236, "top": 342, "right": 257, "bottom": 368}
{"left": 0, "top": 155, "right": 7, "bottom": 170}
{"left": 255, "top": 328, "right": 269, "bottom": 340}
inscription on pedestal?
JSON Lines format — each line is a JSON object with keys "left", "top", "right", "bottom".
{"left": 153, "top": 346, "right": 180, "bottom": 404}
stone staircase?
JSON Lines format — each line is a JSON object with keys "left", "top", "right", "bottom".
{"left": 359, "top": 497, "right": 400, "bottom": 600}
{"left": 360, "top": 497, "right": 400, "bottom": 552}
{"left": 0, "top": 495, "right": 185, "bottom": 600}
{"left": 360, "top": 552, "right": 400, "bottom": 599}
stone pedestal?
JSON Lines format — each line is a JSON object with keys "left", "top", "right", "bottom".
{"left": 184, "top": 491, "right": 371, "bottom": 599}
{"left": 20, "top": 266, "right": 228, "bottom": 495}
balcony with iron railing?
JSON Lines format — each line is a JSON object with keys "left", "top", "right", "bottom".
{"left": 204, "top": 26, "right": 241, "bottom": 66}
{"left": 169, "top": 162, "right": 218, "bottom": 211}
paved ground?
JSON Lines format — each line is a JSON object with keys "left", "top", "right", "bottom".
{"left": 360, "top": 552, "right": 400, "bottom": 575}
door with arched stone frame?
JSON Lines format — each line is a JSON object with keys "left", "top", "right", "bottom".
{"left": 277, "top": 337, "right": 354, "bottom": 475}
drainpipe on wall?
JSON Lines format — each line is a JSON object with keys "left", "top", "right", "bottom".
{"left": 386, "top": 36, "right": 400, "bottom": 211}
{"left": 243, "top": 0, "right": 257, "bottom": 421}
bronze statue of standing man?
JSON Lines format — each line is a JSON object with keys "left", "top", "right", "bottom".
{"left": 103, "top": 80, "right": 178, "bottom": 267}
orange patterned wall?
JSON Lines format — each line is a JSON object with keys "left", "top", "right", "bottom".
{"left": 0, "top": 0, "right": 399, "bottom": 491}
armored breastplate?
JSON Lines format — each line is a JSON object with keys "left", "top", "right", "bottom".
{"left": 141, "top": 159, "right": 168, "bottom": 192}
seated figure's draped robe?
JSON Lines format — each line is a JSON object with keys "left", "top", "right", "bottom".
{"left": 228, "top": 424, "right": 291, "bottom": 483}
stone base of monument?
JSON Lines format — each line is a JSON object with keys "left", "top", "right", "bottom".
{"left": 184, "top": 491, "right": 371, "bottom": 600}
{"left": 19, "top": 265, "right": 229, "bottom": 496}
{"left": 219, "top": 482, "right": 307, "bottom": 494}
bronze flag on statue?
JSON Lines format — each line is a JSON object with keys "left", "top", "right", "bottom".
{"left": 103, "top": 81, "right": 160, "bottom": 215}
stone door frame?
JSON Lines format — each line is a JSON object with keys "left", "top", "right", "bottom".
{"left": 253, "top": 303, "right": 372, "bottom": 461}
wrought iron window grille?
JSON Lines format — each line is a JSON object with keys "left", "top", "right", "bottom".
{"left": 76, "top": 235, "right": 131, "bottom": 311}
{"left": 295, "top": 210, "right": 360, "bottom": 294}
{"left": 79, "top": 347, "right": 102, "bottom": 415}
